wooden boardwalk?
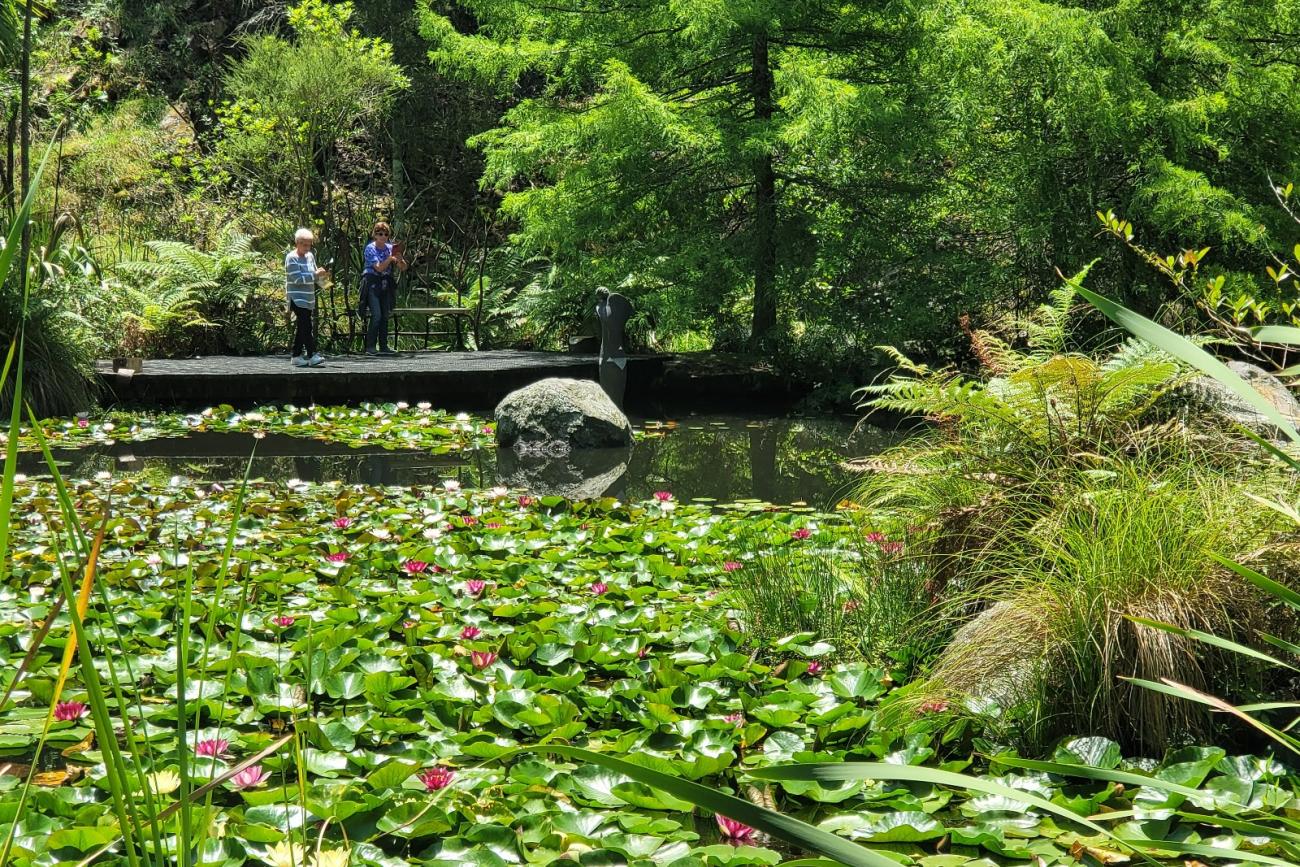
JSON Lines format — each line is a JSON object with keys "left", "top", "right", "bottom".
{"left": 97, "top": 351, "right": 799, "bottom": 410}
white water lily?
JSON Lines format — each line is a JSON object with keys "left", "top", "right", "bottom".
{"left": 417, "top": 401, "right": 431, "bottom": 410}
{"left": 443, "top": 480, "right": 462, "bottom": 492}
{"left": 396, "top": 401, "right": 409, "bottom": 410}
{"left": 371, "top": 527, "right": 392, "bottom": 540}
{"left": 260, "top": 841, "right": 306, "bottom": 867}
{"left": 422, "top": 527, "right": 443, "bottom": 541}
{"left": 312, "top": 849, "right": 350, "bottom": 867}
{"left": 488, "top": 486, "right": 509, "bottom": 500}
{"left": 454, "top": 412, "right": 470, "bottom": 422}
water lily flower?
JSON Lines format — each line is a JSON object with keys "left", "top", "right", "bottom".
{"left": 271, "top": 615, "right": 295, "bottom": 628}
{"left": 195, "top": 738, "right": 232, "bottom": 759}
{"left": 423, "top": 527, "right": 444, "bottom": 541}
{"left": 471, "top": 650, "right": 497, "bottom": 669}
{"left": 918, "top": 699, "right": 951, "bottom": 714}
{"left": 404, "top": 560, "right": 428, "bottom": 574}
{"left": 488, "top": 486, "right": 508, "bottom": 499}
{"left": 76, "top": 417, "right": 89, "bottom": 429}
{"left": 485, "top": 522, "right": 502, "bottom": 529}
{"left": 261, "top": 840, "right": 306, "bottom": 867}
{"left": 230, "top": 764, "right": 270, "bottom": 789}
{"left": 417, "top": 766, "right": 456, "bottom": 791}
{"left": 460, "top": 625, "right": 482, "bottom": 640}
{"left": 865, "top": 531, "right": 886, "bottom": 544}
{"left": 637, "top": 646, "right": 650, "bottom": 659}
{"left": 333, "top": 517, "right": 353, "bottom": 529}
{"left": 417, "top": 401, "right": 432, "bottom": 411}
{"left": 461, "top": 516, "right": 478, "bottom": 527}
{"left": 722, "top": 561, "right": 742, "bottom": 572}
{"left": 325, "top": 551, "right": 349, "bottom": 563}
{"left": 591, "top": 582, "right": 609, "bottom": 595}
{"left": 443, "top": 479, "right": 462, "bottom": 492}
{"left": 517, "top": 496, "right": 534, "bottom": 508}
{"left": 723, "top": 712, "right": 745, "bottom": 727}
{"left": 312, "top": 848, "right": 350, "bottom": 867}
{"left": 715, "top": 815, "right": 755, "bottom": 844}
{"left": 396, "top": 401, "right": 410, "bottom": 410}
{"left": 54, "top": 700, "right": 89, "bottom": 721}
{"left": 465, "top": 580, "right": 486, "bottom": 596}
{"left": 147, "top": 770, "right": 182, "bottom": 795}
{"left": 481, "top": 425, "right": 494, "bottom": 435}
{"left": 403, "top": 620, "right": 418, "bottom": 629}
{"left": 653, "top": 491, "right": 673, "bottom": 502}
{"left": 790, "top": 528, "right": 812, "bottom": 540}
{"left": 146, "top": 553, "right": 163, "bottom": 568}
{"left": 431, "top": 563, "right": 447, "bottom": 573}
{"left": 805, "top": 661, "right": 823, "bottom": 676}
{"left": 371, "top": 527, "right": 392, "bottom": 540}
{"left": 455, "top": 412, "right": 470, "bottom": 422}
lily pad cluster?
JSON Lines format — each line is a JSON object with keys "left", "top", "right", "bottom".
{"left": 0, "top": 474, "right": 1295, "bottom": 866}
{"left": 20, "top": 404, "right": 496, "bottom": 454}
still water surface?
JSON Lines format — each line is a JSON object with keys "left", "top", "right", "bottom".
{"left": 26, "top": 415, "right": 902, "bottom": 506}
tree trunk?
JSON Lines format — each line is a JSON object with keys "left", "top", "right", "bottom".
{"left": 749, "top": 30, "right": 778, "bottom": 347}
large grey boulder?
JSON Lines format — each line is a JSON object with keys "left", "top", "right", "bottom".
{"left": 495, "top": 378, "right": 633, "bottom": 449}
{"left": 1186, "top": 361, "right": 1300, "bottom": 440}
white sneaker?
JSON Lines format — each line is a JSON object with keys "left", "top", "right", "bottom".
{"left": 292, "top": 356, "right": 309, "bottom": 367}
{"left": 307, "top": 353, "right": 325, "bottom": 367}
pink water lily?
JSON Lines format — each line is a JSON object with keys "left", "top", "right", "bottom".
{"left": 865, "top": 531, "right": 886, "bottom": 544}
{"left": 471, "top": 650, "right": 497, "bottom": 669}
{"left": 591, "top": 582, "right": 609, "bottom": 595}
{"left": 465, "top": 580, "right": 486, "bottom": 596}
{"left": 431, "top": 564, "right": 448, "bottom": 574}
{"left": 518, "top": 496, "right": 534, "bottom": 508}
{"left": 404, "top": 560, "right": 428, "bottom": 574}
{"left": 76, "top": 417, "right": 89, "bottom": 429}
{"left": 230, "top": 765, "right": 270, "bottom": 789}
{"left": 271, "top": 615, "right": 295, "bottom": 628}
{"left": 723, "top": 712, "right": 745, "bottom": 727}
{"left": 805, "top": 661, "right": 823, "bottom": 676}
{"left": 195, "top": 738, "right": 232, "bottom": 759}
{"left": 653, "top": 491, "right": 673, "bottom": 502}
{"left": 461, "top": 516, "right": 478, "bottom": 527}
{"left": 418, "top": 766, "right": 455, "bottom": 791}
{"left": 53, "top": 700, "right": 88, "bottom": 721}
{"left": 637, "top": 646, "right": 649, "bottom": 659}
{"left": 722, "top": 561, "right": 742, "bottom": 572}
{"left": 460, "top": 625, "right": 482, "bottom": 640}
{"left": 715, "top": 815, "right": 755, "bottom": 844}
{"left": 333, "top": 517, "right": 353, "bottom": 529}
{"left": 790, "top": 528, "right": 812, "bottom": 540}
{"left": 481, "top": 425, "right": 494, "bottom": 435}
{"left": 485, "top": 522, "right": 502, "bottom": 529}
{"left": 325, "top": 551, "right": 349, "bottom": 563}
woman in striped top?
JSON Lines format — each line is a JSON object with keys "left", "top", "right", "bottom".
{"left": 285, "top": 228, "right": 328, "bottom": 367}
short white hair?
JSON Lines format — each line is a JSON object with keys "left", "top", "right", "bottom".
{"left": 294, "top": 227, "right": 314, "bottom": 243}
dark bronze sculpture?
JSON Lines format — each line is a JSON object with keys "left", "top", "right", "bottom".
{"left": 596, "top": 287, "right": 633, "bottom": 408}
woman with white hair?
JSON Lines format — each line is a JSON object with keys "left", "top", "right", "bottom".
{"left": 285, "top": 227, "right": 328, "bottom": 367}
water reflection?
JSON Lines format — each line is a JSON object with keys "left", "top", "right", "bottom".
{"left": 22, "top": 415, "right": 901, "bottom": 506}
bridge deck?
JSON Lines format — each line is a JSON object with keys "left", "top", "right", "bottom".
{"left": 97, "top": 351, "right": 797, "bottom": 411}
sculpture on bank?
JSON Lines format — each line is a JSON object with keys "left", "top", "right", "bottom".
{"left": 596, "top": 288, "right": 633, "bottom": 408}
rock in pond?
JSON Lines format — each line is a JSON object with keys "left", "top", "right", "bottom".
{"left": 1186, "top": 360, "right": 1300, "bottom": 440}
{"left": 495, "top": 377, "right": 633, "bottom": 449}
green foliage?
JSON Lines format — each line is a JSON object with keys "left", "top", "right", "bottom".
{"left": 211, "top": 0, "right": 408, "bottom": 220}
{"left": 114, "top": 227, "right": 279, "bottom": 356}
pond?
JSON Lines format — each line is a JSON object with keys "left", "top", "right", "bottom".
{"left": 23, "top": 414, "right": 901, "bottom": 506}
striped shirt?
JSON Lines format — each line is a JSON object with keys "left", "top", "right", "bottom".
{"left": 285, "top": 250, "right": 319, "bottom": 310}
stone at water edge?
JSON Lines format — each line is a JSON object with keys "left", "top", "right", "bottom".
{"left": 494, "top": 377, "right": 634, "bottom": 449}
{"left": 1186, "top": 360, "right": 1300, "bottom": 441}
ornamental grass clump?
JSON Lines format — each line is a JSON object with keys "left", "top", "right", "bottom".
{"left": 855, "top": 271, "right": 1295, "bottom": 750}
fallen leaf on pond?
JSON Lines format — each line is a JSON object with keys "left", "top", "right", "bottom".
{"left": 34, "top": 766, "right": 83, "bottom": 787}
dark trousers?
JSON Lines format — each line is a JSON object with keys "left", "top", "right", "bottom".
{"left": 361, "top": 274, "right": 395, "bottom": 352}
{"left": 290, "top": 302, "right": 316, "bottom": 357}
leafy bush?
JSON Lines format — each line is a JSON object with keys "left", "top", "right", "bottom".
{"left": 0, "top": 289, "right": 98, "bottom": 417}
{"left": 114, "top": 226, "right": 279, "bottom": 356}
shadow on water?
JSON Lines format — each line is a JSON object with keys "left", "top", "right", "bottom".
{"left": 21, "top": 415, "right": 904, "bottom": 506}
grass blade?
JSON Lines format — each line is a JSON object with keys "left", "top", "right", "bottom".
{"left": 1126, "top": 614, "right": 1296, "bottom": 670}
{"left": 987, "top": 756, "right": 1201, "bottom": 796}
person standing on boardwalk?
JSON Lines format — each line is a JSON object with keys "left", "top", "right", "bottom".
{"left": 360, "top": 221, "right": 408, "bottom": 356}
{"left": 286, "top": 228, "right": 328, "bottom": 368}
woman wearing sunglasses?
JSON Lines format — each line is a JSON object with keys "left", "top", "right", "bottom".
{"left": 359, "top": 221, "right": 408, "bottom": 356}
